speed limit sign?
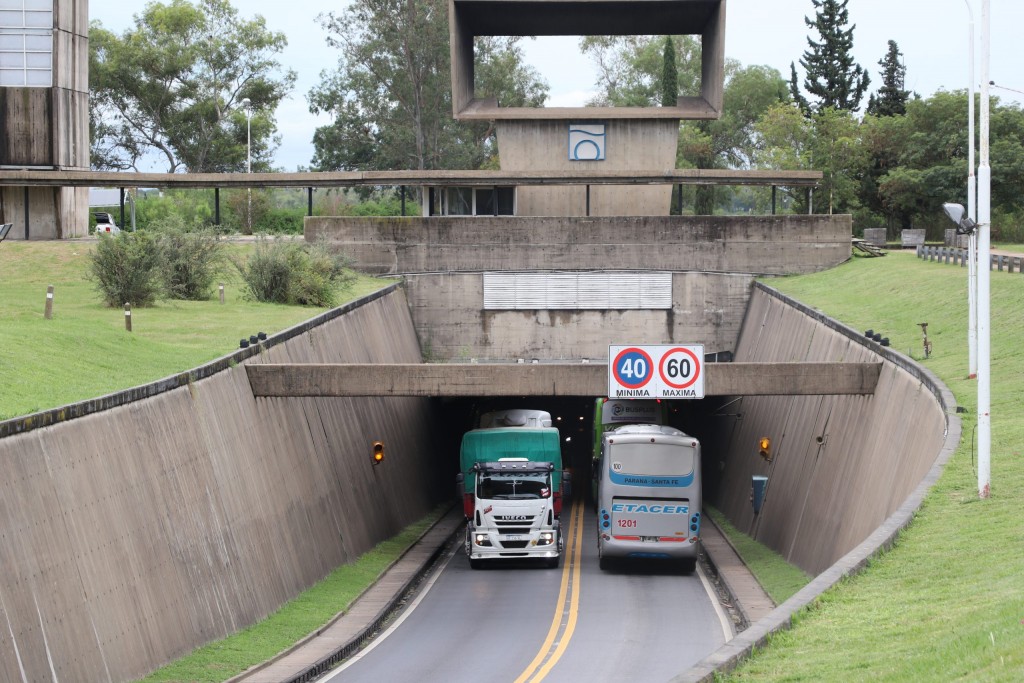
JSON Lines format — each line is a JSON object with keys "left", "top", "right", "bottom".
{"left": 659, "top": 347, "right": 702, "bottom": 391}
{"left": 608, "top": 345, "right": 704, "bottom": 399}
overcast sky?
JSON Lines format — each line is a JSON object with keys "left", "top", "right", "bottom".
{"left": 89, "top": 0, "right": 1024, "bottom": 172}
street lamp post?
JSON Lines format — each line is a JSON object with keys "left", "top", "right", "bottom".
{"left": 241, "top": 97, "right": 252, "bottom": 233}
{"left": 964, "top": 0, "right": 978, "bottom": 379}
{"left": 976, "top": 0, "right": 991, "bottom": 498}
{"left": 944, "top": 0, "right": 991, "bottom": 500}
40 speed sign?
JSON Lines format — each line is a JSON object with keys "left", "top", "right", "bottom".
{"left": 608, "top": 345, "right": 705, "bottom": 399}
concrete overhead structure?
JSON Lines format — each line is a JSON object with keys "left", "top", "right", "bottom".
{"left": 0, "top": 0, "right": 89, "bottom": 239}
{"left": 449, "top": 0, "right": 726, "bottom": 216}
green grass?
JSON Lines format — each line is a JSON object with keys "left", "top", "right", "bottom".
{"left": 0, "top": 240, "right": 389, "bottom": 420}
{"left": 705, "top": 507, "right": 810, "bottom": 605}
{"left": 138, "top": 505, "right": 449, "bottom": 683}
{"left": 718, "top": 252, "right": 1024, "bottom": 681}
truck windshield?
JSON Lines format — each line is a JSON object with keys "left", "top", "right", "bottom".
{"left": 478, "top": 474, "right": 551, "bottom": 500}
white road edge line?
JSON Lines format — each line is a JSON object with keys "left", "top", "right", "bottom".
{"left": 697, "top": 563, "right": 735, "bottom": 643}
{"left": 319, "top": 543, "right": 460, "bottom": 680}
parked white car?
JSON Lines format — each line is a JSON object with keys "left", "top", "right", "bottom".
{"left": 94, "top": 212, "right": 121, "bottom": 237}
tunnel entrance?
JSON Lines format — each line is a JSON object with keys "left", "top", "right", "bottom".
{"left": 435, "top": 395, "right": 723, "bottom": 508}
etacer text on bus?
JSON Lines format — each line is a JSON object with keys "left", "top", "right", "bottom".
{"left": 611, "top": 503, "right": 690, "bottom": 515}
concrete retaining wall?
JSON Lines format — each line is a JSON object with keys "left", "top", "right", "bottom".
{"left": 309, "top": 214, "right": 851, "bottom": 362}
{"left": 0, "top": 285, "right": 444, "bottom": 682}
{"left": 708, "top": 284, "right": 953, "bottom": 575}
{"left": 306, "top": 214, "right": 852, "bottom": 277}
{"left": 405, "top": 271, "right": 754, "bottom": 361}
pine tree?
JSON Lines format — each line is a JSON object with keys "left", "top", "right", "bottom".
{"left": 788, "top": 0, "right": 869, "bottom": 115}
{"left": 866, "top": 40, "right": 910, "bottom": 117}
{"left": 660, "top": 36, "right": 678, "bottom": 106}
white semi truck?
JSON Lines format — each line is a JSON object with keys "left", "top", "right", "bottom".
{"left": 462, "top": 459, "right": 562, "bottom": 569}
{"left": 458, "top": 409, "right": 565, "bottom": 569}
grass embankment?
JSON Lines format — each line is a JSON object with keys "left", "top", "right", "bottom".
{"left": 0, "top": 240, "right": 387, "bottom": 420}
{"left": 705, "top": 507, "right": 810, "bottom": 605}
{"left": 720, "top": 251, "right": 1024, "bottom": 682}
{"left": 139, "top": 506, "right": 448, "bottom": 683}
{"left": 1, "top": 240, "right": 446, "bottom": 681}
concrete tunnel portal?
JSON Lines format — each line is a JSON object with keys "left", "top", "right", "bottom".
{"left": 244, "top": 359, "right": 883, "bottom": 508}
{"left": 431, "top": 393, "right": 747, "bottom": 506}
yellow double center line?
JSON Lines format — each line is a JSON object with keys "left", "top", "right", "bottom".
{"left": 513, "top": 498, "right": 584, "bottom": 683}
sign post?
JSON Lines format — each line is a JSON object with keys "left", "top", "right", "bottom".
{"left": 608, "top": 345, "right": 704, "bottom": 399}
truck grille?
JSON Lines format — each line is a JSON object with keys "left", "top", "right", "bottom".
{"left": 494, "top": 515, "right": 536, "bottom": 535}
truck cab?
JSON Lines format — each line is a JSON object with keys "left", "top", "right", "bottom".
{"left": 463, "top": 459, "right": 562, "bottom": 569}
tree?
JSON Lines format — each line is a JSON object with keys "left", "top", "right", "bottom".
{"left": 680, "top": 64, "right": 790, "bottom": 213}
{"left": 89, "top": 0, "right": 296, "bottom": 173}
{"left": 661, "top": 36, "right": 678, "bottom": 107}
{"left": 582, "top": 35, "right": 701, "bottom": 108}
{"left": 867, "top": 40, "right": 911, "bottom": 117}
{"left": 809, "top": 107, "right": 869, "bottom": 214}
{"left": 754, "top": 103, "right": 867, "bottom": 215}
{"left": 858, "top": 111, "right": 912, "bottom": 234}
{"left": 582, "top": 37, "right": 788, "bottom": 213}
{"left": 789, "top": 0, "right": 870, "bottom": 115}
{"left": 308, "top": 0, "right": 547, "bottom": 172}
{"left": 873, "top": 91, "right": 1024, "bottom": 236}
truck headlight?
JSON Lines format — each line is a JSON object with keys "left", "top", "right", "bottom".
{"left": 539, "top": 531, "right": 554, "bottom": 545}
{"left": 474, "top": 534, "right": 491, "bottom": 546}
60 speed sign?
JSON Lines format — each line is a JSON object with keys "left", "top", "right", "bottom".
{"left": 609, "top": 345, "right": 704, "bottom": 399}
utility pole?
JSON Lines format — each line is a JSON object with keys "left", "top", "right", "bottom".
{"left": 976, "top": 0, "right": 991, "bottom": 498}
{"left": 965, "top": 0, "right": 978, "bottom": 379}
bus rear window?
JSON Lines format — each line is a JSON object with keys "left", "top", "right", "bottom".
{"left": 607, "top": 443, "right": 694, "bottom": 476}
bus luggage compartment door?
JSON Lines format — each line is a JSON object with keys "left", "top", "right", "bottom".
{"left": 609, "top": 498, "right": 691, "bottom": 541}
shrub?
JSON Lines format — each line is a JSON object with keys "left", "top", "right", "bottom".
{"left": 149, "top": 216, "right": 227, "bottom": 301}
{"left": 259, "top": 206, "right": 305, "bottom": 234}
{"left": 234, "top": 238, "right": 355, "bottom": 307}
{"left": 89, "top": 231, "right": 162, "bottom": 308}
{"left": 132, "top": 190, "right": 215, "bottom": 229}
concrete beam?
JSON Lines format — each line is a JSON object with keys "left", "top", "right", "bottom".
{"left": 0, "top": 168, "right": 821, "bottom": 189}
{"left": 245, "top": 362, "right": 882, "bottom": 398}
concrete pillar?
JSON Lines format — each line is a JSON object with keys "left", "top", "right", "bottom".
{"left": 0, "top": 0, "right": 89, "bottom": 239}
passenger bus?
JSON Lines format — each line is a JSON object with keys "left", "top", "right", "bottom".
{"left": 595, "top": 423, "right": 702, "bottom": 573}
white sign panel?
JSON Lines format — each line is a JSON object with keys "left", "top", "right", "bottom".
{"left": 608, "top": 345, "right": 705, "bottom": 399}
{"left": 568, "top": 124, "right": 606, "bottom": 161}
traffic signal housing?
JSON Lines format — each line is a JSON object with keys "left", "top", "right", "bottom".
{"left": 372, "top": 441, "right": 385, "bottom": 465}
{"left": 757, "top": 436, "right": 771, "bottom": 462}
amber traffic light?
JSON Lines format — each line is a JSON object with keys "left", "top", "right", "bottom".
{"left": 758, "top": 437, "right": 771, "bottom": 461}
{"left": 372, "top": 441, "right": 385, "bottom": 465}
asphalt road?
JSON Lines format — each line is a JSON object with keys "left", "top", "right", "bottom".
{"left": 321, "top": 501, "right": 730, "bottom": 683}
